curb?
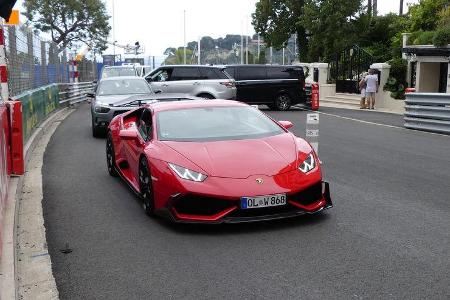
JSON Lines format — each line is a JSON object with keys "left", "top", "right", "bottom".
{"left": 0, "top": 107, "right": 73, "bottom": 300}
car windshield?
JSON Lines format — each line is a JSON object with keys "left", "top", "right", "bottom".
{"left": 157, "top": 106, "right": 284, "bottom": 142}
{"left": 102, "top": 67, "right": 136, "bottom": 78}
{"left": 97, "top": 79, "right": 152, "bottom": 96}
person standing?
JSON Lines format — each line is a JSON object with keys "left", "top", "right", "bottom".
{"left": 359, "top": 72, "right": 368, "bottom": 109}
{"left": 364, "top": 69, "right": 379, "bottom": 109}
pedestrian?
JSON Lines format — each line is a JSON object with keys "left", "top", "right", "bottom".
{"left": 364, "top": 69, "right": 379, "bottom": 109}
{"left": 359, "top": 72, "right": 368, "bottom": 109}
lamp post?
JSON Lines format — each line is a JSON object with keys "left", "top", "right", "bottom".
{"left": 183, "top": 10, "right": 186, "bottom": 65}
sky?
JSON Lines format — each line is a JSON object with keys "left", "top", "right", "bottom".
{"left": 13, "top": 0, "right": 420, "bottom": 57}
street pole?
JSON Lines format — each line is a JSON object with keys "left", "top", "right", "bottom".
{"left": 198, "top": 36, "right": 201, "bottom": 65}
{"left": 245, "top": 15, "right": 249, "bottom": 64}
{"left": 282, "top": 48, "right": 285, "bottom": 65}
{"left": 112, "top": 0, "right": 116, "bottom": 65}
{"left": 240, "top": 21, "right": 244, "bottom": 65}
{"left": 257, "top": 34, "right": 260, "bottom": 63}
{"left": 183, "top": 10, "right": 186, "bottom": 65}
{"left": 270, "top": 46, "right": 273, "bottom": 65}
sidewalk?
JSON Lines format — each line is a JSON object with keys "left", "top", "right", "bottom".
{"left": 319, "top": 102, "right": 404, "bottom": 115}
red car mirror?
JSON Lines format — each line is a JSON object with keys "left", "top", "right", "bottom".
{"left": 278, "top": 121, "right": 294, "bottom": 130}
{"left": 119, "top": 129, "right": 138, "bottom": 140}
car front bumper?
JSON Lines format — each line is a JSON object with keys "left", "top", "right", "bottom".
{"left": 160, "top": 181, "right": 332, "bottom": 224}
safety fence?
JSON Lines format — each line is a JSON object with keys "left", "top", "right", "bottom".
{"left": 59, "top": 82, "right": 96, "bottom": 105}
{"left": 2, "top": 23, "right": 97, "bottom": 98}
{"left": 404, "top": 93, "right": 450, "bottom": 135}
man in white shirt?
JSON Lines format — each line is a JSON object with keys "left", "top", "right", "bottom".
{"left": 364, "top": 69, "right": 379, "bottom": 109}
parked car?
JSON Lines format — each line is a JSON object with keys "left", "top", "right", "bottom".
{"left": 224, "top": 65, "right": 307, "bottom": 110}
{"left": 135, "top": 65, "right": 153, "bottom": 77}
{"left": 144, "top": 65, "right": 236, "bottom": 100}
{"left": 106, "top": 100, "right": 332, "bottom": 222}
{"left": 90, "top": 76, "right": 154, "bottom": 137}
{"left": 100, "top": 65, "right": 138, "bottom": 79}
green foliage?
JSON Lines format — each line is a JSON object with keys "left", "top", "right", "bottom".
{"left": 23, "top": 0, "right": 111, "bottom": 53}
{"left": 300, "top": 0, "right": 363, "bottom": 61}
{"left": 164, "top": 48, "right": 194, "bottom": 65}
{"left": 433, "top": 26, "right": 450, "bottom": 47}
{"left": 409, "top": 0, "right": 448, "bottom": 32}
{"left": 384, "top": 58, "right": 407, "bottom": 99}
{"left": 252, "top": 0, "right": 308, "bottom": 61}
{"left": 411, "top": 30, "right": 436, "bottom": 45}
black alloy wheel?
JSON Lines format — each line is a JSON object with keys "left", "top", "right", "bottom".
{"left": 106, "top": 133, "right": 118, "bottom": 177}
{"left": 275, "top": 94, "right": 292, "bottom": 111}
{"left": 139, "top": 157, "right": 155, "bottom": 216}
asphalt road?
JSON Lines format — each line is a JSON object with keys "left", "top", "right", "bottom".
{"left": 43, "top": 103, "right": 450, "bottom": 300}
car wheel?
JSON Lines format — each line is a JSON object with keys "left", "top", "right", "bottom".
{"left": 198, "top": 93, "right": 215, "bottom": 99}
{"left": 275, "top": 94, "right": 292, "bottom": 111}
{"left": 92, "top": 118, "right": 102, "bottom": 138}
{"left": 139, "top": 157, "right": 155, "bottom": 216}
{"left": 106, "top": 132, "right": 118, "bottom": 177}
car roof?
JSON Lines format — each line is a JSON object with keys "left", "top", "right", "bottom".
{"left": 99, "top": 76, "right": 146, "bottom": 82}
{"left": 158, "top": 65, "right": 223, "bottom": 69}
{"left": 146, "top": 100, "right": 248, "bottom": 112}
{"left": 103, "top": 65, "right": 135, "bottom": 69}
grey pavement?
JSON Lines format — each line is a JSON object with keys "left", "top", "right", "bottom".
{"left": 42, "top": 103, "right": 450, "bottom": 300}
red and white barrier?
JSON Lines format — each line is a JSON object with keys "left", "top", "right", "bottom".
{"left": 0, "top": 25, "right": 8, "bottom": 102}
{"left": 0, "top": 104, "right": 11, "bottom": 258}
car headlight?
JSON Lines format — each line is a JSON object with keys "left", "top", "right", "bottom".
{"left": 299, "top": 153, "right": 316, "bottom": 173}
{"left": 168, "top": 163, "right": 208, "bottom": 182}
{"left": 94, "top": 105, "right": 110, "bottom": 113}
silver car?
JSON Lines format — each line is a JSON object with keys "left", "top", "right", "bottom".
{"left": 144, "top": 65, "right": 236, "bottom": 100}
{"left": 90, "top": 76, "right": 153, "bottom": 137}
{"left": 90, "top": 77, "right": 200, "bottom": 137}
{"left": 100, "top": 66, "right": 138, "bottom": 79}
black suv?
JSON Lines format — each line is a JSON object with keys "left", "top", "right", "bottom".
{"left": 224, "top": 65, "right": 307, "bottom": 110}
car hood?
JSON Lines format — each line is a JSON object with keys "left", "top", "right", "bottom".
{"left": 96, "top": 94, "right": 153, "bottom": 105}
{"left": 163, "top": 133, "right": 298, "bottom": 179}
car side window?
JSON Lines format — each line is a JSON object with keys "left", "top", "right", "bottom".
{"left": 171, "top": 67, "right": 201, "bottom": 81}
{"left": 224, "top": 67, "right": 235, "bottom": 79}
{"left": 137, "top": 109, "right": 152, "bottom": 141}
{"left": 151, "top": 69, "right": 172, "bottom": 82}
{"left": 238, "top": 67, "right": 267, "bottom": 80}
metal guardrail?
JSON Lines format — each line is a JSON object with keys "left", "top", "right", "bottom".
{"left": 404, "top": 93, "right": 450, "bottom": 134}
{"left": 58, "top": 82, "right": 95, "bottom": 105}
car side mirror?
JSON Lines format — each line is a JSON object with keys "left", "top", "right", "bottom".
{"left": 154, "top": 89, "right": 162, "bottom": 94}
{"left": 278, "top": 120, "right": 294, "bottom": 130}
{"left": 146, "top": 77, "right": 153, "bottom": 82}
{"left": 119, "top": 129, "right": 138, "bottom": 140}
{"left": 86, "top": 92, "right": 95, "bottom": 98}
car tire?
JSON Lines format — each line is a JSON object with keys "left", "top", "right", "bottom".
{"left": 106, "top": 132, "right": 118, "bottom": 177}
{"left": 275, "top": 94, "right": 292, "bottom": 111}
{"left": 198, "top": 93, "right": 215, "bottom": 99}
{"left": 92, "top": 118, "right": 103, "bottom": 138}
{"left": 139, "top": 157, "right": 155, "bottom": 216}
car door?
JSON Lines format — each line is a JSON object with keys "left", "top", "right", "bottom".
{"left": 235, "top": 66, "right": 268, "bottom": 104}
{"left": 166, "top": 67, "right": 202, "bottom": 95}
{"left": 146, "top": 67, "right": 173, "bottom": 93}
{"left": 121, "top": 108, "right": 151, "bottom": 188}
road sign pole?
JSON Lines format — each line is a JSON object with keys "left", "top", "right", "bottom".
{"left": 306, "top": 113, "right": 319, "bottom": 155}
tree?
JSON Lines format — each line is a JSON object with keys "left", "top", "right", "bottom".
{"left": 164, "top": 47, "right": 194, "bottom": 65}
{"left": 23, "top": 0, "right": 111, "bottom": 53}
{"left": 301, "top": 0, "right": 363, "bottom": 61}
{"left": 252, "top": 0, "right": 309, "bottom": 62}
{"left": 409, "top": 0, "right": 448, "bottom": 32}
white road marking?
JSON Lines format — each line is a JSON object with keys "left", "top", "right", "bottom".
{"left": 298, "top": 108, "right": 450, "bottom": 138}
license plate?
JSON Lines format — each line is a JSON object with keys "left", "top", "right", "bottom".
{"left": 241, "top": 194, "right": 287, "bottom": 209}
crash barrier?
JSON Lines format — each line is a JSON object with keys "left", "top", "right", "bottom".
{"left": 58, "top": 81, "right": 95, "bottom": 105}
{"left": 0, "top": 104, "right": 11, "bottom": 257}
{"left": 404, "top": 93, "right": 450, "bottom": 134}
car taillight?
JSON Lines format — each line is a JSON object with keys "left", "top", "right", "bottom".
{"left": 220, "top": 81, "right": 235, "bottom": 88}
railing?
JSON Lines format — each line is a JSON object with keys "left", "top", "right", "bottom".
{"left": 404, "top": 93, "right": 450, "bottom": 134}
{"left": 58, "top": 82, "right": 95, "bottom": 105}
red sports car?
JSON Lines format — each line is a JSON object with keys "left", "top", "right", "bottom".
{"left": 107, "top": 100, "right": 332, "bottom": 223}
